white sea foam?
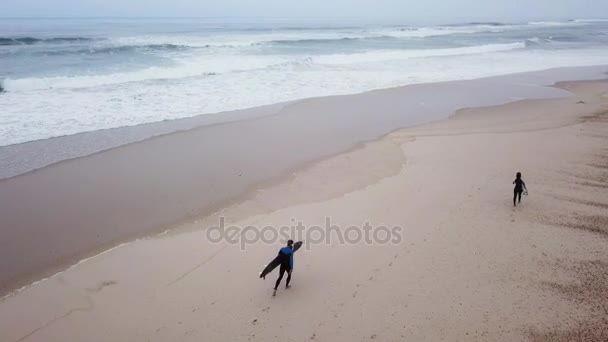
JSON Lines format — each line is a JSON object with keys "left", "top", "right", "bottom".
{"left": 1, "top": 54, "right": 287, "bottom": 92}
{"left": 528, "top": 21, "right": 584, "bottom": 27}
{"left": 573, "top": 18, "right": 608, "bottom": 23}
{"left": 102, "top": 24, "right": 514, "bottom": 49}
{"left": 1, "top": 43, "right": 526, "bottom": 92}
{"left": 315, "top": 42, "right": 526, "bottom": 65}
{"left": 376, "top": 25, "right": 510, "bottom": 38}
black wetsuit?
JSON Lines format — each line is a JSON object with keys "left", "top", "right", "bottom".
{"left": 274, "top": 246, "right": 293, "bottom": 290}
{"left": 513, "top": 178, "right": 526, "bottom": 206}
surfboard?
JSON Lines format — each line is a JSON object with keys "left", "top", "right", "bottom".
{"left": 259, "top": 241, "right": 303, "bottom": 279}
{"left": 293, "top": 240, "right": 303, "bottom": 253}
{"left": 259, "top": 255, "right": 281, "bottom": 279}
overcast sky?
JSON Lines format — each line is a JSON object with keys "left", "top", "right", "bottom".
{"left": 2, "top": 0, "right": 608, "bottom": 24}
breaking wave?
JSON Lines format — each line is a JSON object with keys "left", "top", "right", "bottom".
{"left": 0, "top": 37, "right": 98, "bottom": 46}
{"left": 315, "top": 42, "right": 526, "bottom": 65}
{"left": 0, "top": 42, "right": 528, "bottom": 92}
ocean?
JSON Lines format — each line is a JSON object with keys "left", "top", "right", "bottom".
{"left": 1, "top": 18, "right": 607, "bottom": 147}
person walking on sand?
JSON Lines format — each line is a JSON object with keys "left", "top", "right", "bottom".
{"left": 513, "top": 172, "right": 527, "bottom": 207}
{"left": 272, "top": 240, "right": 295, "bottom": 296}
{"left": 259, "top": 240, "right": 302, "bottom": 296}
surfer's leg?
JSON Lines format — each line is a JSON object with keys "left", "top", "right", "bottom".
{"left": 518, "top": 190, "right": 522, "bottom": 203}
{"left": 285, "top": 270, "right": 292, "bottom": 288}
{"left": 274, "top": 267, "right": 286, "bottom": 290}
{"left": 513, "top": 188, "right": 517, "bottom": 207}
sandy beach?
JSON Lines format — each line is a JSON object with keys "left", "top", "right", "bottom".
{"left": 1, "top": 70, "right": 608, "bottom": 341}
{"left": 1, "top": 66, "right": 606, "bottom": 295}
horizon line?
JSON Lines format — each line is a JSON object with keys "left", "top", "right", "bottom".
{"left": 1, "top": 15, "right": 607, "bottom": 20}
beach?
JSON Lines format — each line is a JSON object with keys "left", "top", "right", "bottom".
{"left": 0, "top": 66, "right": 606, "bottom": 295}
{"left": 0, "top": 67, "right": 607, "bottom": 341}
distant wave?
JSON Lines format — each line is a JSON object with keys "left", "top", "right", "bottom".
{"left": 446, "top": 22, "right": 510, "bottom": 27}
{"left": 264, "top": 26, "right": 508, "bottom": 46}
{"left": 102, "top": 25, "right": 513, "bottom": 50}
{"left": 377, "top": 25, "right": 508, "bottom": 38}
{"left": 573, "top": 18, "right": 608, "bottom": 23}
{"left": 527, "top": 21, "right": 584, "bottom": 27}
{"left": 0, "top": 42, "right": 528, "bottom": 93}
{"left": 1, "top": 70, "right": 218, "bottom": 92}
{"left": 524, "top": 37, "right": 567, "bottom": 47}
{"left": 96, "top": 43, "right": 190, "bottom": 52}
{"left": 267, "top": 36, "right": 373, "bottom": 46}
{"left": 467, "top": 22, "right": 509, "bottom": 26}
{"left": 37, "top": 43, "right": 192, "bottom": 56}
{"left": 0, "top": 37, "right": 98, "bottom": 46}
{"left": 315, "top": 42, "right": 526, "bottom": 65}
{"left": 0, "top": 19, "right": 595, "bottom": 50}
{"left": 0, "top": 24, "right": 517, "bottom": 53}
{"left": 525, "top": 37, "right": 549, "bottom": 45}
{"left": 435, "top": 20, "right": 588, "bottom": 31}
{"left": 0, "top": 52, "right": 285, "bottom": 92}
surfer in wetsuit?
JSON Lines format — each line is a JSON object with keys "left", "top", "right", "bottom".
{"left": 273, "top": 240, "right": 294, "bottom": 296}
{"left": 513, "top": 172, "right": 527, "bottom": 207}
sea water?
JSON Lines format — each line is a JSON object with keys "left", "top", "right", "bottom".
{"left": 1, "top": 17, "right": 607, "bottom": 146}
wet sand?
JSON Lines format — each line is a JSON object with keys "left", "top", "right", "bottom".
{"left": 1, "top": 66, "right": 607, "bottom": 297}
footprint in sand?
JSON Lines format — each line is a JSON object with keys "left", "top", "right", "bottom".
{"left": 85, "top": 280, "right": 117, "bottom": 293}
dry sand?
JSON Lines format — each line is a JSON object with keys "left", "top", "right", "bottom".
{"left": 1, "top": 78, "right": 608, "bottom": 341}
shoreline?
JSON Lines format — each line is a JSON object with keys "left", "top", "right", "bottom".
{"left": 1, "top": 66, "right": 607, "bottom": 298}
{"left": 0, "top": 76, "right": 606, "bottom": 341}
{"left": 1, "top": 65, "right": 607, "bottom": 181}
